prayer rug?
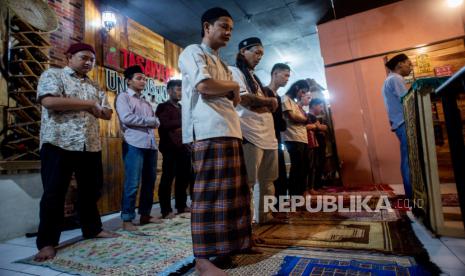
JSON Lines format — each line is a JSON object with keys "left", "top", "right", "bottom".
{"left": 186, "top": 247, "right": 427, "bottom": 275}
{"left": 16, "top": 215, "right": 193, "bottom": 276}
{"left": 314, "top": 184, "right": 395, "bottom": 197}
{"left": 287, "top": 209, "right": 402, "bottom": 222}
{"left": 255, "top": 220, "right": 391, "bottom": 252}
{"left": 442, "top": 193, "right": 459, "bottom": 207}
{"left": 276, "top": 255, "right": 429, "bottom": 275}
{"left": 255, "top": 216, "right": 428, "bottom": 255}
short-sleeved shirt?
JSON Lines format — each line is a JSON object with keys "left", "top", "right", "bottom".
{"left": 229, "top": 66, "right": 277, "bottom": 150}
{"left": 115, "top": 88, "right": 159, "bottom": 150}
{"left": 281, "top": 95, "right": 308, "bottom": 144}
{"left": 178, "top": 43, "right": 241, "bottom": 143}
{"left": 37, "top": 66, "right": 111, "bottom": 152}
{"left": 382, "top": 72, "right": 407, "bottom": 130}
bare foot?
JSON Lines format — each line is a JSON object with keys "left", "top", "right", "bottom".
{"left": 212, "top": 255, "right": 235, "bottom": 269}
{"left": 161, "top": 212, "right": 176, "bottom": 219}
{"left": 140, "top": 215, "right": 163, "bottom": 225}
{"left": 33, "top": 246, "right": 56, "bottom": 262}
{"left": 95, "top": 230, "right": 120, "bottom": 238}
{"left": 196, "top": 258, "right": 227, "bottom": 276}
{"left": 252, "top": 233, "right": 264, "bottom": 245}
{"left": 177, "top": 207, "right": 191, "bottom": 214}
{"left": 123, "top": 221, "right": 138, "bottom": 231}
{"left": 273, "top": 212, "right": 289, "bottom": 220}
{"left": 242, "top": 247, "right": 263, "bottom": 255}
{"left": 265, "top": 217, "right": 288, "bottom": 224}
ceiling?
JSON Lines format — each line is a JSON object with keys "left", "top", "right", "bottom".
{"left": 101, "top": 0, "right": 401, "bottom": 91}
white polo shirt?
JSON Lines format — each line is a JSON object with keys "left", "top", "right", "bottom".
{"left": 281, "top": 94, "right": 308, "bottom": 144}
{"left": 178, "top": 44, "right": 242, "bottom": 143}
{"left": 229, "top": 66, "right": 278, "bottom": 150}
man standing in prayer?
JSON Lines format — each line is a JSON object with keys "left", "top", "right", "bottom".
{"left": 35, "top": 42, "right": 118, "bottom": 262}
{"left": 263, "top": 64, "right": 290, "bottom": 201}
{"left": 281, "top": 80, "right": 310, "bottom": 196}
{"left": 116, "top": 65, "right": 162, "bottom": 231}
{"left": 156, "top": 79, "right": 191, "bottom": 219}
{"left": 178, "top": 7, "right": 253, "bottom": 276}
{"left": 382, "top": 53, "right": 413, "bottom": 199}
{"left": 229, "top": 37, "right": 279, "bottom": 225}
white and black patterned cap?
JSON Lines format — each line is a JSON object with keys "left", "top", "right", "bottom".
{"left": 238, "top": 37, "right": 262, "bottom": 51}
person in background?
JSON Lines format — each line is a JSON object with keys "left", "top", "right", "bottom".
{"left": 156, "top": 79, "right": 191, "bottom": 219}
{"left": 116, "top": 65, "right": 161, "bottom": 231}
{"left": 229, "top": 37, "right": 278, "bottom": 225}
{"left": 281, "top": 80, "right": 310, "bottom": 196}
{"left": 178, "top": 7, "right": 253, "bottom": 275}
{"left": 262, "top": 63, "right": 290, "bottom": 206}
{"left": 307, "top": 98, "right": 328, "bottom": 192}
{"left": 382, "top": 53, "right": 413, "bottom": 199}
{"left": 35, "top": 42, "right": 118, "bottom": 262}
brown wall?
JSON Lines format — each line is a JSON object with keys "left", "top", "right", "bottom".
{"left": 81, "top": 0, "right": 183, "bottom": 214}
{"left": 318, "top": 0, "right": 465, "bottom": 186}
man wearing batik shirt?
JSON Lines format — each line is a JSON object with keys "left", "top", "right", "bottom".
{"left": 116, "top": 65, "right": 161, "bottom": 231}
{"left": 229, "top": 37, "right": 279, "bottom": 225}
{"left": 178, "top": 7, "right": 252, "bottom": 276}
{"left": 35, "top": 43, "right": 118, "bottom": 262}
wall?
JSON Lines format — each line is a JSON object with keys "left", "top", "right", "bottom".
{"left": 0, "top": 0, "right": 183, "bottom": 241}
{"left": 82, "top": 0, "right": 182, "bottom": 214}
{"left": 48, "top": 0, "right": 85, "bottom": 67}
{"left": 318, "top": 0, "right": 465, "bottom": 186}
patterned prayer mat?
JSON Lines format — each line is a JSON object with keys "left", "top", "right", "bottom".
{"left": 276, "top": 255, "right": 429, "bottom": 275}
{"left": 442, "top": 193, "right": 459, "bottom": 207}
{"left": 187, "top": 247, "right": 427, "bottom": 275}
{"left": 17, "top": 215, "right": 193, "bottom": 276}
{"left": 255, "top": 220, "right": 392, "bottom": 252}
{"left": 255, "top": 216, "right": 428, "bottom": 256}
{"left": 312, "top": 184, "right": 395, "bottom": 197}
{"left": 287, "top": 209, "right": 402, "bottom": 222}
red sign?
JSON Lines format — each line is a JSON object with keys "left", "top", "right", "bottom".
{"left": 434, "top": 65, "right": 453, "bottom": 77}
{"left": 120, "top": 49, "right": 172, "bottom": 83}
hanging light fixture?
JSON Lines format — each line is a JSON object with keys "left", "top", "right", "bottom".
{"left": 102, "top": 11, "right": 116, "bottom": 33}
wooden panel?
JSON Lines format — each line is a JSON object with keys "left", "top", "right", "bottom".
{"left": 127, "top": 19, "right": 165, "bottom": 64}
{"left": 98, "top": 137, "right": 124, "bottom": 215}
{"left": 83, "top": 0, "right": 183, "bottom": 214}
{"left": 386, "top": 39, "right": 465, "bottom": 81}
{"left": 164, "top": 39, "right": 182, "bottom": 75}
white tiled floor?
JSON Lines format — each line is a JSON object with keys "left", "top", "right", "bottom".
{"left": 1, "top": 200, "right": 465, "bottom": 275}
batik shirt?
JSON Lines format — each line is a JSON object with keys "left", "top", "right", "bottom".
{"left": 37, "top": 66, "right": 111, "bottom": 152}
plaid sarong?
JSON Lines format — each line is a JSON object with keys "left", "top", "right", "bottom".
{"left": 191, "top": 137, "right": 252, "bottom": 258}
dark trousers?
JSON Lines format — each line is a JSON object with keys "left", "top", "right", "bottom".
{"left": 274, "top": 147, "right": 288, "bottom": 198}
{"left": 37, "top": 143, "right": 103, "bottom": 250}
{"left": 285, "top": 141, "right": 308, "bottom": 196}
{"left": 158, "top": 150, "right": 192, "bottom": 216}
{"left": 307, "top": 147, "right": 324, "bottom": 190}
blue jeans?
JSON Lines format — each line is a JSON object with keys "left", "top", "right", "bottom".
{"left": 395, "top": 124, "right": 412, "bottom": 199}
{"left": 121, "top": 142, "right": 158, "bottom": 221}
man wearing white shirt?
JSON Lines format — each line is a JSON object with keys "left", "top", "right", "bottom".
{"left": 178, "top": 7, "right": 252, "bottom": 276}
{"left": 229, "top": 37, "right": 279, "bottom": 225}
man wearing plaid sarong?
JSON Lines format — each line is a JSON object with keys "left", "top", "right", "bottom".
{"left": 178, "top": 7, "right": 252, "bottom": 276}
